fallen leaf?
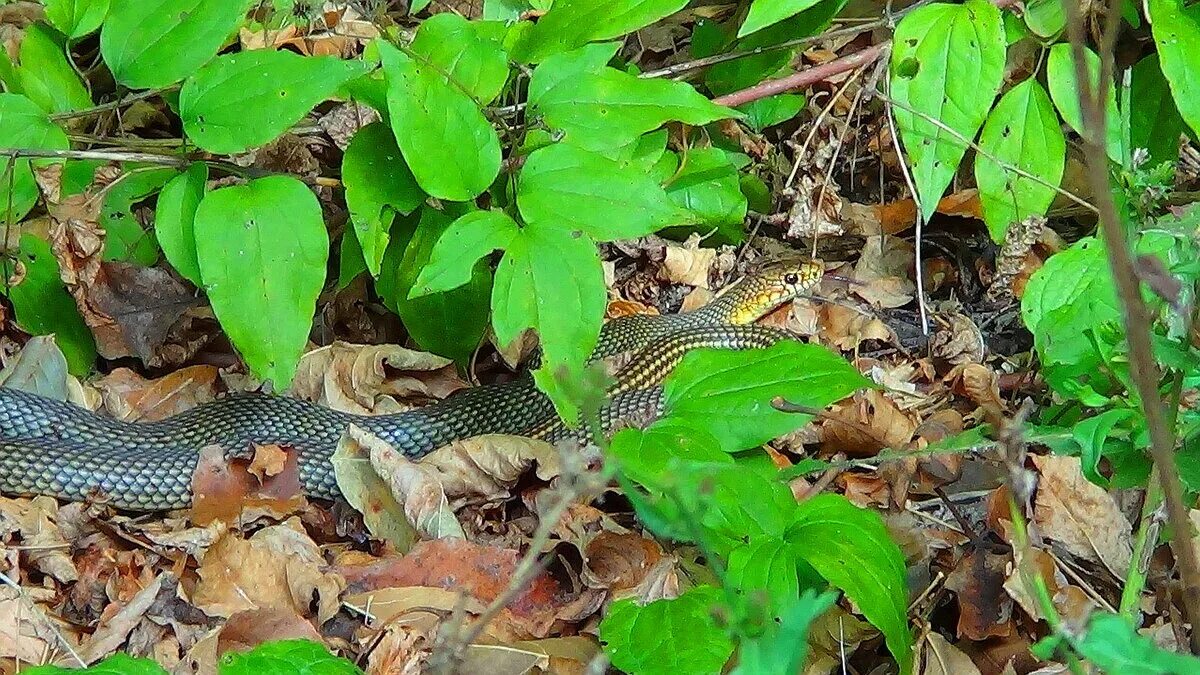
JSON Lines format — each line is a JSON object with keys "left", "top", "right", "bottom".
{"left": 822, "top": 389, "right": 918, "bottom": 458}
{"left": 580, "top": 532, "right": 664, "bottom": 592}
{"left": 660, "top": 234, "right": 715, "bottom": 288}
{"left": 190, "top": 445, "right": 307, "bottom": 527}
{"left": 353, "top": 425, "right": 466, "bottom": 541}
{"left": 918, "top": 631, "right": 982, "bottom": 675}
{"left": 215, "top": 607, "right": 322, "bottom": 657}
{"left": 1030, "top": 455, "right": 1132, "bottom": 579}
{"left": 853, "top": 235, "right": 916, "bottom": 308}
{"left": 0, "top": 496, "right": 78, "bottom": 583}
{"left": 330, "top": 427, "right": 418, "bottom": 551}
{"left": 423, "top": 433, "right": 563, "bottom": 504}
{"left": 76, "top": 572, "right": 166, "bottom": 664}
{"left": 944, "top": 549, "right": 1014, "bottom": 641}
{"left": 292, "top": 341, "right": 467, "bottom": 415}
{"left": 0, "top": 335, "right": 70, "bottom": 399}
{"left": 94, "top": 365, "right": 219, "bottom": 422}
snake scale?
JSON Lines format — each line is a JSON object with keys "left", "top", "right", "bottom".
{"left": 0, "top": 258, "right": 823, "bottom": 511}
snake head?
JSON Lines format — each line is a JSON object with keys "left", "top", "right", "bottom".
{"left": 720, "top": 256, "right": 825, "bottom": 325}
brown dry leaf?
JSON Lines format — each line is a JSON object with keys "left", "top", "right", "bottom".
{"left": 660, "top": 234, "right": 714, "bottom": 288}
{"left": 944, "top": 549, "right": 1014, "bottom": 641}
{"left": 507, "top": 636, "right": 599, "bottom": 674}
{"left": 0, "top": 496, "right": 77, "bottom": 583}
{"left": 822, "top": 389, "right": 917, "bottom": 458}
{"left": 461, "top": 644, "right": 548, "bottom": 674}
{"left": 853, "top": 235, "right": 916, "bottom": 308}
{"left": 76, "top": 572, "right": 166, "bottom": 664}
{"left": 330, "top": 427, "right": 418, "bottom": 551}
{"left": 365, "top": 622, "right": 436, "bottom": 674}
{"left": 317, "top": 102, "right": 381, "bottom": 150}
{"left": 0, "top": 587, "right": 59, "bottom": 664}
{"left": 1030, "top": 455, "right": 1132, "bottom": 578}
{"left": 958, "top": 365, "right": 1005, "bottom": 423}
{"left": 247, "top": 444, "right": 289, "bottom": 482}
{"left": 215, "top": 607, "right": 322, "bottom": 657}
{"left": 930, "top": 312, "right": 985, "bottom": 365}
{"left": 1002, "top": 545, "right": 1094, "bottom": 626}
{"left": 423, "top": 434, "right": 563, "bottom": 504}
{"left": 918, "top": 631, "right": 982, "bottom": 675}
{"left": 344, "top": 586, "right": 487, "bottom": 628}
{"left": 292, "top": 342, "right": 467, "bottom": 414}
{"left": 581, "top": 532, "right": 664, "bottom": 592}
{"left": 190, "top": 445, "right": 307, "bottom": 527}
{"left": 0, "top": 335, "right": 71, "bottom": 400}
{"left": 819, "top": 303, "right": 893, "bottom": 351}
{"left": 192, "top": 517, "right": 345, "bottom": 624}
{"left": 351, "top": 425, "right": 465, "bottom": 541}
{"left": 94, "top": 365, "right": 219, "bottom": 422}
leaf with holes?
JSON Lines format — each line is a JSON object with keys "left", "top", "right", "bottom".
{"left": 890, "top": 0, "right": 1005, "bottom": 222}
{"left": 1148, "top": 0, "right": 1200, "bottom": 143}
{"left": 0, "top": 94, "right": 69, "bottom": 224}
{"left": 974, "top": 79, "right": 1065, "bottom": 242}
{"left": 193, "top": 176, "right": 328, "bottom": 389}
{"left": 180, "top": 51, "right": 371, "bottom": 154}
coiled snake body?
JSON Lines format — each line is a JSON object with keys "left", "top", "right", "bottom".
{"left": 0, "top": 259, "right": 822, "bottom": 511}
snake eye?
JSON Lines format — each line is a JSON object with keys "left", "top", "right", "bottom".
{"left": 784, "top": 273, "right": 799, "bottom": 285}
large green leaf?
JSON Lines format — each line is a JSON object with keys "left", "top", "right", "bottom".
{"left": 790, "top": 494, "right": 913, "bottom": 675}
{"left": 732, "top": 589, "right": 838, "bottom": 675}
{"left": 410, "top": 13, "right": 510, "bottom": 104}
{"left": 1129, "top": 53, "right": 1186, "bottom": 166}
{"left": 1148, "top": 0, "right": 1200, "bottom": 143}
{"left": 377, "top": 207, "right": 492, "bottom": 365}
{"left": 409, "top": 209, "right": 520, "bottom": 297}
{"left": 517, "top": 143, "right": 694, "bottom": 241}
{"left": 154, "top": 162, "right": 208, "bottom": 286}
{"left": 974, "top": 79, "right": 1065, "bottom": 242}
{"left": 599, "top": 585, "right": 734, "bottom": 675}
{"left": 607, "top": 423, "right": 730, "bottom": 488}
{"left": 1045, "top": 44, "right": 1125, "bottom": 164}
{"left": 180, "top": 51, "right": 370, "bottom": 154}
{"left": 193, "top": 176, "right": 328, "bottom": 389}
{"left": 16, "top": 23, "right": 92, "bottom": 114}
{"left": 726, "top": 537, "right": 801, "bottom": 617}
{"left": 0, "top": 93, "right": 69, "bottom": 224}
{"left": 101, "top": 0, "right": 254, "bottom": 89}
{"left": 672, "top": 462, "right": 800, "bottom": 556}
{"left": 889, "top": 0, "right": 1005, "bottom": 222}
{"left": 101, "top": 167, "right": 177, "bottom": 265}
{"left": 45, "top": 0, "right": 111, "bottom": 40}
{"left": 379, "top": 41, "right": 501, "bottom": 201}
{"left": 530, "top": 49, "right": 738, "bottom": 152}
{"left": 739, "top": 0, "right": 824, "bottom": 37}
{"left": 517, "top": 0, "right": 689, "bottom": 63}
{"left": 217, "top": 639, "right": 363, "bottom": 675}
{"left": 22, "top": 652, "right": 168, "bottom": 675}
{"left": 663, "top": 147, "right": 748, "bottom": 243}
{"left": 1, "top": 235, "right": 97, "bottom": 376}
{"left": 342, "top": 122, "right": 425, "bottom": 276}
{"left": 1021, "top": 237, "right": 1118, "bottom": 337}
{"left": 662, "top": 341, "right": 872, "bottom": 452}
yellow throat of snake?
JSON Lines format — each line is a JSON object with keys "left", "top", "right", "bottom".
{"left": 708, "top": 256, "right": 825, "bottom": 325}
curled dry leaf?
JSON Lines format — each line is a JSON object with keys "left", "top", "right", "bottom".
{"left": 292, "top": 341, "right": 467, "bottom": 415}
{"left": 957, "top": 364, "right": 1005, "bottom": 426}
{"left": 191, "top": 517, "right": 345, "bottom": 624}
{"left": 944, "top": 549, "right": 1014, "bottom": 641}
{"left": 0, "top": 496, "right": 78, "bottom": 583}
{"left": 0, "top": 587, "right": 58, "bottom": 663}
{"left": 0, "top": 335, "right": 72, "bottom": 400}
{"left": 1030, "top": 454, "right": 1132, "bottom": 579}
{"left": 819, "top": 303, "right": 893, "bottom": 351}
{"left": 1002, "top": 545, "right": 1094, "bottom": 626}
{"left": 822, "top": 389, "right": 918, "bottom": 458}
{"left": 94, "top": 365, "right": 219, "bottom": 422}
{"left": 581, "top": 531, "right": 665, "bottom": 594}
{"left": 852, "top": 235, "right": 916, "bottom": 308}
{"left": 190, "top": 445, "right": 307, "bottom": 528}
{"left": 424, "top": 433, "right": 563, "bottom": 504}
{"left": 929, "top": 312, "right": 985, "bottom": 365}
{"left": 76, "top": 572, "right": 167, "bottom": 664}
{"left": 214, "top": 607, "right": 322, "bottom": 657}
{"left": 331, "top": 426, "right": 418, "bottom": 551}
{"left": 660, "top": 234, "right": 715, "bottom": 288}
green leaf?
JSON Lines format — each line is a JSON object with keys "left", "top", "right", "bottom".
{"left": 379, "top": 40, "right": 501, "bottom": 201}
{"left": 180, "top": 51, "right": 370, "bottom": 154}
{"left": 101, "top": 167, "right": 178, "bottom": 264}
{"left": 342, "top": 122, "right": 425, "bottom": 276}
{"left": 45, "top": 0, "right": 111, "bottom": 40}
{"left": 790, "top": 494, "right": 913, "bottom": 675}
{"left": 732, "top": 589, "right": 838, "bottom": 675}
{"left": 608, "top": 423, "right": 730, "bottom": 488}
{"left": 492, "top": 222, "right": 606, "bottom": 416}
{"left": 530, "top": 52, "right": 738, "bottom": 152}
{"left": 1072, "top": 408, "right": 1136, "bottom": 487}
{"left": 517, "top": 142, "right": 694, "bottom": 240}
{"left": 0, "top": 93, "right": 69, "bottom": 224}
{"left": 1, "top": 235, "right": 97, "bottom": 376}
{"left": 727, "top": 537, "right": 800, "bottom": 617}
{"left": 974, "top": 79, "right": 1065, "bottom": 242}
{"left": 16, "top": 23, "right": 92, "bottom": 114}
{"left": 737, "top": 93, "right": 806, "bottom": 131}
{"left": 410, "top": 209, "right": 519, "bottom": 297}
{"left": 517, "top": 0, "right": 689, "bottom": 63}
{"left": 218, "top": 639, "right": 363, "bottom": 675}
{"left": 526, "top": 42, "right": 620, "bottom": 101}
{"left": 22, "top": 652, "right": 168, "bottom": 675}
{"left": 663, "top": 147, "right": 748, "bottom": 244}
{"left": 890, "top": 0, "right": 1006, "bottom": 222}
{"left": 1046, "top": 43, "right": 1125, "bottom": 164}
{"left": 1076, "top": 612, "right": 1200, "bottom": 674}
{"left": 662, "top": 341, "right": 871, "bottom": 452}
{"left": 599, "top": 585, "right": 734, "bottom": 675}
{"left": 193, "top": 176, "right": 328, "bottom": 389}
{"left": 101, "top": 0, "right": 254, "bottom": 89}
{"left": 337, "top": 224, "right": 368, "bottom": 289}
{"left": 1130, "top": 54, "right": 1186, "bottom": 166}
{"left": 671, "top": 462, "right": 800, "bottom": 556}
{"left": 1148, "top": 0, "right": 1200, "bottom": 143}
{"left": 739, "top": 0, "right": 824, "bottom": 37}
{"left": 154, "top": 162, "right": 208, "bottom": 286}
{"left": 410, "top": 13, "right": 510, "bottom": 104}
{"left": 1023, "top": 0, "right": 1065, "bottom": 37}
{"left": 378, "top": 207, "right": 492, "bottom": 365}
{"left": 1021, "top": 237, "right": 1119, "bottom": 338}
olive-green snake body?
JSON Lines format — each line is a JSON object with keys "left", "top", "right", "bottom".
{"left": 0, "top": 259, "right": 822, "bottom": 511}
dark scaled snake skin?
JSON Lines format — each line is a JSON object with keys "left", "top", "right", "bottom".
{"left": 0, "top": 258, "right": 823, "bottom": 511}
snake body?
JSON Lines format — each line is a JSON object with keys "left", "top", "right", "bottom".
{"left": 0, "top": 259, "right": 822, "bottom": 511}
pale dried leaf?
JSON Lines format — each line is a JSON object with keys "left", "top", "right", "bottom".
{"left": 0, "top": 335, "right": 70, "bottom": 399}
{"left": 424, "top": 434, "right": 562, "bottom": 504}
{"left": 292, "top": 342, "right": 465, "bottom": 414}
{"left": 661, "top": 235, "right": 715, "bottom": 288}
{"left": 76, "top": 573, "right": 165, "bottom": 664}
{"left": 919, "top": 631, "right": 981, "bottom": 675}
{"left": 1030, "top": 455, "right": 1132, "bottom": 578}
{"left": 356, "top": 426, "right": 465, "bottom": 541}
{"left": 331, "top": 427, "right": 418, "bottom": 551}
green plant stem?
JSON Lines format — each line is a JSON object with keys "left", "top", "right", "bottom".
{"left": 1061, "top": 0, "right": 1200, "bottom": 653}
{"left": 1120, "top": 475, "right": 1165, "bottom": 619}
{"left": 49, "top": 85, "right": 178, "bottom": 122}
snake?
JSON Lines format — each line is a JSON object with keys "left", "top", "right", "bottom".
{"left": 0, "top": 258, "right": 823, "bottom": 511}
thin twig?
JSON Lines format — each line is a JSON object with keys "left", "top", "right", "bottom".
{"left": 712, "top": 42, "right": 889, "bottom": 108}
{"left": 1062, "top": 0, "right": 1200, "bottom": 653}
{"left": 49, "top": 86, "right": 177, "bottom": 122}
{"left": 881, "top": 69, "right": 929, "bottom": 335}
